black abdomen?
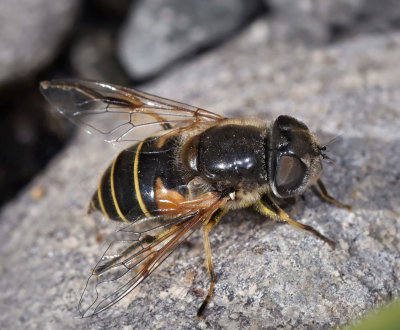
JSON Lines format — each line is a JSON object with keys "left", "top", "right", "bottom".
{"left": 90, "top": 136, "right": 187, "bottom": 222}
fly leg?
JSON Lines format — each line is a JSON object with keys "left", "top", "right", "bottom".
{"left": 196, "top": 208, "right": 226, "bottom": 318}
{"left": 312, "top": 179, "right": 352, "bottom": 211}
{"left": 255, "top": 197, "right": 335, "bottom": 249}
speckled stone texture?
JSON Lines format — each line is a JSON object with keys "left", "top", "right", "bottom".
{"left": 1, "top": 19, "right": 399, "bottom": 329}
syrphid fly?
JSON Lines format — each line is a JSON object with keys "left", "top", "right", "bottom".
{"left": 40, "top": 79, "right": 350, "bottom": 318}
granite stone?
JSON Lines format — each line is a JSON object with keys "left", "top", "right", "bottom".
{"left": 0, "top": 19, "right": 399, "bottom": 329}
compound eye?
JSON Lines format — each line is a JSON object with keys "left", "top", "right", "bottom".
{"left": 275, "top": 155, "right": 305, "bottom": 193}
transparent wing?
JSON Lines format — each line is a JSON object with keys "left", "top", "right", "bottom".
{"left": 79, "top": 193, "right": 227, "bottom": 317}
{"left": 40, "top": 79, "right": 224, "bottom": 143}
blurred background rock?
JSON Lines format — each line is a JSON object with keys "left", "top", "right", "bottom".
{"left": 1, "top": 0, "right": 400, "bottom": 207}
{"left": 1, "top": 0, "right": 400, "bottom": 328}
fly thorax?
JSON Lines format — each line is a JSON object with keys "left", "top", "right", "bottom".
{"left": 182, "top": 124, "right": 267, "bottom": 192}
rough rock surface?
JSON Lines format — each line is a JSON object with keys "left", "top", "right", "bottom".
{"left": 0, "top": 0, "right": 80, "bottom": 87}
{"left": 1, "top": 19, "right": 400, "bottom": 329}
{"left": 118, "top": 0, "right": 263, "bottom": 80}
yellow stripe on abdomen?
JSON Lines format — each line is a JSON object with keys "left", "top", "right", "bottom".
{"left": 134, "top": 141, "right": 151, "bottom": 217}
{"left": 97, "top": 171, "right": 110, "bottom": 219}
{"left": 110, "top": 153, "right": 129, "bottom": 222}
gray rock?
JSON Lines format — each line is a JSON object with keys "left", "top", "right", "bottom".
{"left": 1, "top": 19, "right": 400, "bottom": 329}
{"left": 118, "top": 0, "right": 263, "bottom": 80}
{"left": 0, "top": 0, "right": 80, "bottom": 88}
{"left": 266, "top": 0, "right": 400, "bottom": 44}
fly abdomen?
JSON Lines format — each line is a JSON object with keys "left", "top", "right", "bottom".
{"left": 90, "top": 144, "right": 142, "bottom": 222}
{"left": 89, "top": 136, "right": 188, "bottom": 222}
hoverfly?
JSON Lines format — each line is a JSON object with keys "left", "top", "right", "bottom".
{"left": 40, "top": 79, "right": 350, "bottom": 318}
